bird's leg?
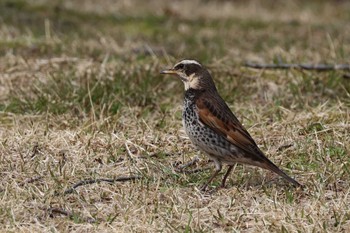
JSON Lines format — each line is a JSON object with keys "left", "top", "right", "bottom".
{"left": 200, "top": 160, "right": 221, "bottom": 191}
{"left": 221, "top": 165, "right": 234, "bottom": 188}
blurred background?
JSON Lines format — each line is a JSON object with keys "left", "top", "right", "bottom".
{"left": 1, "top": 0, "right": 349, "bottom": 116}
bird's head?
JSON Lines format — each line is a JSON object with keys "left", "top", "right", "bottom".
{"left": 160, "top": 59, "right": 216, "bottom": 91}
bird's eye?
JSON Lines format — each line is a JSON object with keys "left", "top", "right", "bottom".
{"left": 176, "top": 64, "right": 184, "bottom": 70}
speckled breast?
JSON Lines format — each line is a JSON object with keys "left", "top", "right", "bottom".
{"left": 182, "top": 90, "right": 235, "bottom": 160}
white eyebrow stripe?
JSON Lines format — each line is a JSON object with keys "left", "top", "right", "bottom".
{"left": 175, "top": 60, "right": 202, "bottom": 67}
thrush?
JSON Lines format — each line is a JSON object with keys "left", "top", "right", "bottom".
{"left": 160, "top": 59, "right": 302, "bottom": 190}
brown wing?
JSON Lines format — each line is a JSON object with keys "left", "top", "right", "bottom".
{"left": 196, "top": 96, "right": 264, "bottom": 159}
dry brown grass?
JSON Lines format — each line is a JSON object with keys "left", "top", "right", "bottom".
{"left": 1, "top": 0, "right": 350, "bottom": 232}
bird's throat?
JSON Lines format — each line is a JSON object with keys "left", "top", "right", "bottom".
{"left": 183, "top": 74, "right": 200, "bottom": 90}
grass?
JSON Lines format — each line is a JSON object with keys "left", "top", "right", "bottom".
{"left": 0, "top": 0, "right": 350, "bottom": 232}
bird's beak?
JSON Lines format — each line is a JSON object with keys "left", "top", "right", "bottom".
{"left": 160, "top": 68, "right": 178, "bottom": 75}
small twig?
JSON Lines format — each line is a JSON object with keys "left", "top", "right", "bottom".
{"left": 64, "top": 176, "right": 141, "bottom": 195}
{"left": 30, "top": 143, "right": 40, "bottom": 158}
{"left": 4, "top": 175, "right": 43, "bottom": 191}
{"left": 343, "top": 73, "right": 350, "bottom": 79}
{"left": 244, "top": 62, "right": 350, "bottom": 71}
{"left": 0, "top": 175, "right": 44, "bottom": 193}
{"left": 176, "top": 156, "right": 199, "bottom": 170}
{"left": 277, "top": 143, "right": 293, "bottom": 152}
{"left": 176, "top": 167, "right": 210, "bottom": 174}
{"left": 47, "top": 207, "right": 96, "bottom": 223}
{"left": 174, "top": 157, "right": 212, "bottom": 174}
{"left": 19, "top": 176, "right": 44, "bottom": 186}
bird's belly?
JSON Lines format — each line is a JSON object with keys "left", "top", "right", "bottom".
{"left": 182, "top": 107, "right": 240, "bottom": 162}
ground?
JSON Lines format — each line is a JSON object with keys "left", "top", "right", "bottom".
{"left": 0, "top": 0, "right": 349, "bottom": 232}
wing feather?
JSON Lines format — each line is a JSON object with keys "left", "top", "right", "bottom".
{"left": 196, "top": 97, "right": 264, "bottom": 158}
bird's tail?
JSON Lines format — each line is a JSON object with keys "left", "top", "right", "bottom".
{"left": 261, "top": 158, "right": 302, "bottom": 187}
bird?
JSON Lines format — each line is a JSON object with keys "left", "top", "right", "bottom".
{"left": 160, "top": 59, "right": 302, "bottom": 190}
